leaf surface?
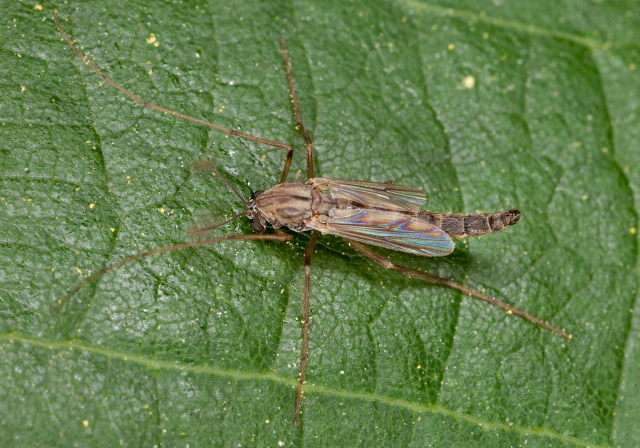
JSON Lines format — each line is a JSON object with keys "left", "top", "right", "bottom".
{"left": 1, "top": 1, "right": 639, "bottom": 447}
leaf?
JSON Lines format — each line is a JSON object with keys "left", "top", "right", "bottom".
{"left": 1, "top": 1, "right": 639, "bottom": 447}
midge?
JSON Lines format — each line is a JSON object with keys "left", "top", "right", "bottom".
{"left": 53, "top": 12, "right": 570, "bottom": 425}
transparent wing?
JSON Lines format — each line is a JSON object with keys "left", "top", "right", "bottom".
{"left": 307, "top": 209, "right": 455, "bottom": 257}
{"left": 307, "top": 178, "right": 426, "bottom": 212}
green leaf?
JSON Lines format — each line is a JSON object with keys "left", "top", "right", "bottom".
{"left": 1, "top": 1, "right": 639, "bottom": 446}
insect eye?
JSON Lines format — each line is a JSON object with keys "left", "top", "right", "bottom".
{"left": 250, "top": 217, "right": 265, "bottom": 233}
{"left": 251, "top": 190, "right": 264, "bottom": 200}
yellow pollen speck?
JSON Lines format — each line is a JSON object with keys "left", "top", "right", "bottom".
{"left": 89, "top": 203, "right": 95, "bottom": 209}
{"left": 358, "top": 11, "right": 363, "bottom": 17}
{"left": 146, "top": 33, "right": 157, "bottom": 45}
{"left": 76, "top": 268, "right": 83, "bottom": 275}
{"left": 447, "top": 43, "right": 455, "bottom": 51}
{"left": 506, "top": 310, "right": 513, "bottom": 315}
{"left": 158, "top": 207, "right": 165, "bottom": 214}
{"left": 110, "top": 228, "right": 115, "bottom": 232}
{"left": 148, "top": 69, "right": 153, "bottom": 75}
{"left": 416, "top": 365, "right": 421, "bottom": 369}
{"left": 630, "top": 63, "right": 637, "bottom": 71}
{"left": 630, "top": 227, "right": 637, "bottom": 235}
{"left": 401, "top": 17, "right": 407, "bottom": 23}
{"left": 34, "top": 4, "right": 43, "bottom": 10}
{"left": 483, "top": 32, "right": 489, "bottom": 39}
{"left": 462, "top": 75, "right": 475, "bottom": 89}
{"left": 17, "top": 53, "right": 22, "bottom": 58}
{"left": 581, "top": 195, "right": 589, "bottom": 201}
{"left": 572, "top": 141, "right": 583, "bottom": 147}
{"left": 82, "top": 420, "right": 89, "bottom": 427}
{"left": 265, "top": 419, "right": 270, "bottom": 424}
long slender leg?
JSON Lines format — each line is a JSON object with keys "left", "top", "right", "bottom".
{"left": 295, "top": 230, "right": 319, "bottom": 426}
{"left": 53, "top": 12, "right": 293, "bottom": 153}
{"left": 279, "top": 38, "right": 315, "bottom": 180}
{"left": 56, "top": 233, "right": 292, "bottom": 313}
{"left": 347, "top": 240, "right": 571, "bottom": 340}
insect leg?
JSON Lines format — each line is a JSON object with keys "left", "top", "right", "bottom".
{"left": 295, "top": 230, "right": 319, "bottom": 426}
{"left": 279, "top": 37, "right": 315, "bottom": 181}
{"left": 346, "top": 240, "right": 571, "bottom": 340}
{"left": 52, "top": 12, "right": 293, "bottom": 153}
{"left": 56, "top": 233, "right": 292, "bottom": 313}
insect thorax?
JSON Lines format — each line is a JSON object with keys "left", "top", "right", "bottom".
{"left": 251, "top": 181, "right": 337, "bottom": 232}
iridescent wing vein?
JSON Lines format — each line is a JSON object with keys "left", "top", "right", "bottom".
{"left": 308, "top": 209, "right": 455, "bottom": 256}
{"left": 308, "top": 178, "right": 427, "bottom": 212}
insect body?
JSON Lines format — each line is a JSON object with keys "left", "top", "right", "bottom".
{"left": 52, "top": 11, "right": 569, "bottom": 427}
{"left": 252, "top": 178, "right": 515, "bottom": 256}
{"left": 253, "top": 178, "right": 521, "bottom": 253}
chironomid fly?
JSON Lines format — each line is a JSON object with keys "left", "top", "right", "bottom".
{"left": 52, "top": 11, "right": 570, "bottom": 426}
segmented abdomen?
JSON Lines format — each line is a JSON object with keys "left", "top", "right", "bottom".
{"left": 418, "top": 210, "right": 521, "bottom": 238}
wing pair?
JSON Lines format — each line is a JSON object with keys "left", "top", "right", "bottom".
{"left": 307, "top": 178, "right": 455, "bottom": 257}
